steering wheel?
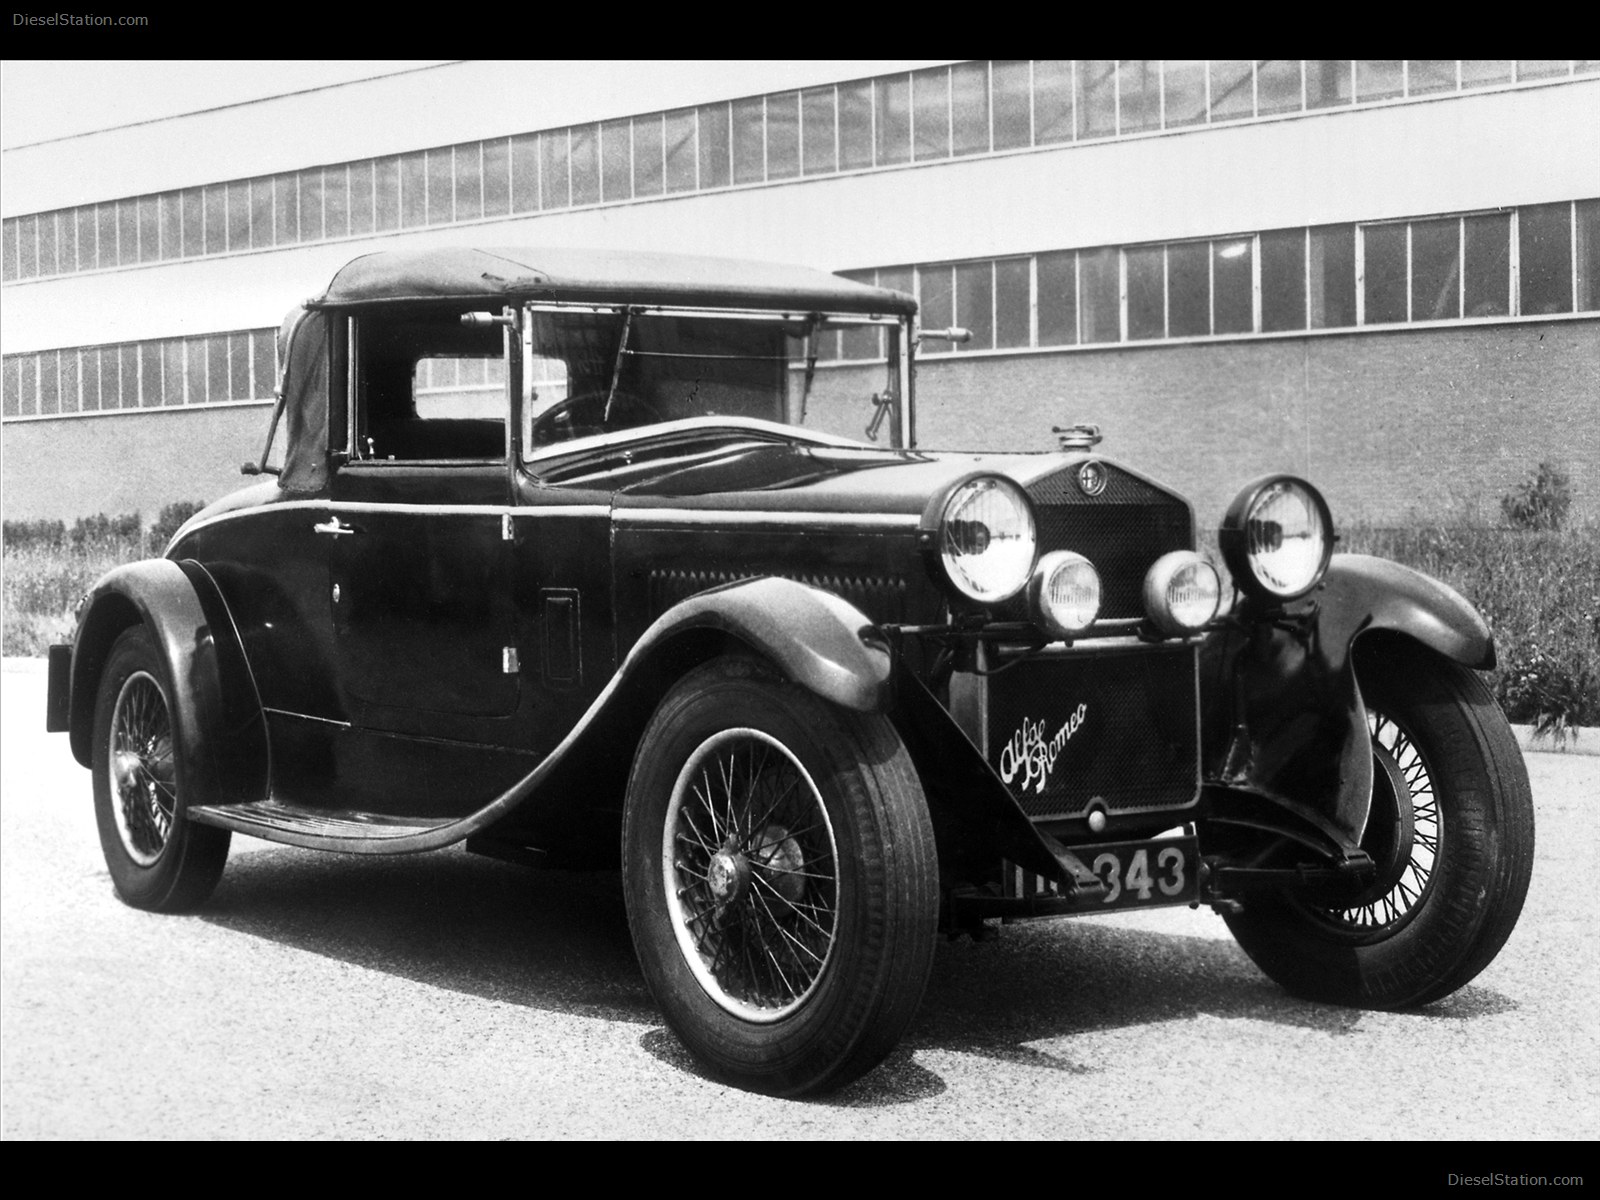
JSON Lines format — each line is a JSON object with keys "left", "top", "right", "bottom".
{"left": 529, "top": 390, "right": 666, "bottom": 446}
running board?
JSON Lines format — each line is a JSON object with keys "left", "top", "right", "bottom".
{"left": 188, "top": 799, "right": 460, "bottom": 854}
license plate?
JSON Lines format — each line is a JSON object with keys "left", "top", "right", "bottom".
{"left": 1009, "top": 836, "right": 1201, "bottom": 912}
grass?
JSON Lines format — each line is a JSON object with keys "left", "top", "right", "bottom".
{"left": 6, "top": 507, "right": 1596, "bottom": 738}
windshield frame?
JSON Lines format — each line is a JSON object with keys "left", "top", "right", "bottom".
{"left": 514, "top": 300, "right": 909, "bottom": 465}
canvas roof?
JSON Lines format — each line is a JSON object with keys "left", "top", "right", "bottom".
{"left": 309, "top": 247, "right": 918, "bottom": 316}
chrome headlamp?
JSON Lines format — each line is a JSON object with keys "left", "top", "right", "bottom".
{"left": 1143, "top": 551, "right": 1221, "bottom": 636}
{"left": 1219, "top": 475, "right": 1333, "bottom": 603}
{"left": 934, "top": 477, "right": 1037, "bottom": 603}
{"left": 1029, "top": 551, "right": 1102, "bottom": 638}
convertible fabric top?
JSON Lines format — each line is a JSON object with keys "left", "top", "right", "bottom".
{"left": 310, "top": 247, "right": 918, "bottom": 316}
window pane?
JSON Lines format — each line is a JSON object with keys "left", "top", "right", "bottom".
{"left": 1463, "top": 211, "right": 1510, "bottom": 317}
{"left": 324, "top": 167, "right": 350, "bottom": 238}
{"left": 375, "top": 157, "right": 402, "bottom": 228}
{"left": 1576, "top": 199, "right": 1599, "bottom": 312}
{"left": 40, "top": 350, "right": 60, "bottom": 415}
{"left": 118, "top": 344, "right": 138, "bottom": 407}
{"left": 766, "top": 92, "right": 799, "bottom": 179}
{"left": 1077, "top": 61, "right": 1117, "bottom": 138}
{"left": 59, "top": 346, "right": 79, "bottom": 411}
{"left": 230, "top": 332, "right": 251, "bottom": 400}
{"left": 1363, "top": 223, "right": 1408, "bottom": 324}
{"left": 1167, "top": 241, "right": 1209, "bottom": 336}
{"left": 1309, "top": 224, "right": 1356, "bottom": 328}
{"left": 422, "top": 148, "right": 451, "bottom": 222}
{"left": 1210, "top": 60, "right": 1254, "bottom": 122}
{"left": 912, "top": 68, "right": 949, "bottom": 160}
{"left": 540, "top": 131, "right": 570, "bottom": 209}
{"left": 802, "top": 87, "right": 837, "bottom": 175}
{"left": 1516, "top": 60, "right": 1569, "bottom": 81}
{"left": 2, "top": 355, "right": 22, "bottom": 416}
{"left": 839, "top": 269, "right": 882, "bottom": 359}
{"left": 205, "top": 337, "right": 228, "bottom": 404}
{"left": 250, "top": 178, "right": 275, "bottom": 249}
{"left": 1519, "top": 202, "right": 1572, "bottom": 315}
{"left": 350, "top": 160, "right": 377, "bottom": 234}
{"left": 995, "top": 258, "right": 1030, "bottom": 348}
{"left": 141, "top": 343, "right": 163, "bottom": 409}
{"left": 180, "top": 190, "right": 202, "bottom": 257}
{"left": 252, "top": 330, "right": 277, "bottom": 398}
{"left": 1460, "top": 61, "right": 1513, "bottom": 88}
{"left": 200, "top": 190, "right": 222, "bottom": 258}
{"left": 955, "top": 261, "right": 994, "bottom": 350}
{"left": 1126, "top": 246, "right": 1164, "bottom": 339}
{"left": 951, "top": 61, "right": 989, "bottom": 156}
{"left": 1261, "top": 228, "right": 1307, "bottom": 331}
{"left": 1356, "top": 60, "right": 1404, "bottom": 102}
{"left": 142, "top": 195, "right": 163, "bottom": 261}
{"left": 571, "top": 123, "right": 600, "bottom": 205}
{"left": 78, "top": 207, "right": 99, "bottom": 270}
{"left": 80, "top": 347, "right": 99, "bottom": 411}
{"left": 665, "top": 108, "right": 696, "bottom": 192}
{"left": 454, "top": 145, "right": 482, "bottom": 221}
{"left": 1, "top": 221, "right": 15, "bottom": 284}
{"left": 1257, "top": 60, "right": 1303, "bottom": 115}
{"left": 1080, "top": 248, "right": 1119, "bottom": 342}
{"left": 992, "top": 61, "right": 1032, "bottom": 149}
{"left": 1408, "top": 60, "right": 1457, "bottom": 95}
{"left": 163, "top": 339, "right": 187, "bottom": 407}
{"left": 732, "top": 96, "right": 765, "bottom": 184}
{"left": 1163, "top": 60, "right": 1207, "bottom": 128}
{"left": 918, "top": 265, "right": 953, "bottom": 334}
{"left": 508, "top": 137, "right": 539, "bottom": 214}
{"left": 400, "top": 152, "right": 426, "bottom": 227}
{"left": 1034, "top": 61, "right": 1073, "bottom": 144}
{"left": 298, "top": 170, "right": 324, "bottom": 241}
{"left": 1037, "top": 251, "right": 1077, "bottom": 345}
{"left": 602, "top": 119, "right": 632, "bottom": 202}
{"left": 698, "top": 103, "right": 731, "bottom": 188}
{"left": 15, "top": 217, "right": 37, "bottom": 278}
{"left": 17, "top": 355, "right": 37, "bottom": 415}
{"left": 1214, "top": 238, "right": 1253, "bottom": 333}
{"left": 632, "top": 114, "right": 663, "bottom": 196}
{"left": 37, "top": 211, "right": 58, "bottom": 275}
{"left": 481, "top": 141, "right": 509, "bottom": 218}
{"left": 1307, "top": 60, "right": 1352, "bottom": 108}
{"left": 838, "top": 80, "right": 873, "bottom": 169}
{"left": 96, "top": 204, "right": 118, "bottom": 267}
{"left": 1118, "top": 61, "right": 1161, "bottom": 133}
{"left": 1411, "top": 217, "right": 1461, "bottom": 321}
{"left": 876, "top": 74, "right": 911, "bottom": 164}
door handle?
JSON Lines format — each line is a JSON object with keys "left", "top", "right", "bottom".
{"left": 313, "top": 517, "right": 360, "bottom": 537}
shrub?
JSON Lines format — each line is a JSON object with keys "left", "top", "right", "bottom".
{"left": 1500, "top": 460, "right": 1572, "bottom": 531}
{"left": 147, "top": 500, "right": 208, "bottom": 553}
{"left": 2, "top": 518, "right": 67, "bottom": 551}
{"left": 68, "top": 512, "right": 142, "bottom": 553}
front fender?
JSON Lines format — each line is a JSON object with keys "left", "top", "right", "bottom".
{"left": 1200, "top": 553, "right": 1496, "bottom": 848}
{"left": 67, "top": 558, "right": 268, "bottom": 808}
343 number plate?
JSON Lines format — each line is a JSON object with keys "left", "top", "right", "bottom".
{"left": 1009, "top": 836, "right": 1202, "bottom": 911}
{"left": 1083, "top": 837, "right": 1200, "bottom": 909}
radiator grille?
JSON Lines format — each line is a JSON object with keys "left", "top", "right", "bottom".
{"left": 983, "top": 644, "right": 1199, "bottom": 820}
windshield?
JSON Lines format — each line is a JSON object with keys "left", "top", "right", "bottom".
{"left": 520, "top": 305, "right": 904, "bottom": 454}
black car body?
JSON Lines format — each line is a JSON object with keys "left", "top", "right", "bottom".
{"left": 48, "top": 247, "right": 1534, "bottom": 1096}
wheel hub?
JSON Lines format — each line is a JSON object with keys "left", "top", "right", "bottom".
{"left": 113, "top": 749, "right": 144, "bottom": 792}
{"left": 707, "top": 847, "right": 751, "bottom": 904}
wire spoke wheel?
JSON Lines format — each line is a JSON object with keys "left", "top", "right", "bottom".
{"left": 1316, "top": 710, "right": 1440, "bottom": 936}
{"left": 107, "top": 670, "right": 178, "bottom": 866}
{"left": 664, "top": 728, "right": 839, "bottom": 1021}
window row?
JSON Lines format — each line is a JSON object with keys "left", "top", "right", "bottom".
{"left": 2, "top": 329, "right": 275, "bottom": 419}
{"left": 825, "top": 200, "right": 1599, "bottom": 359}
{"left": 5, "top": 60, "right": 1594, "bottom": 283}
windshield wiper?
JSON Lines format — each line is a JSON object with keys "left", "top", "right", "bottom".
{"left": 603, "top": 307, "right": 635, "bottom": 422}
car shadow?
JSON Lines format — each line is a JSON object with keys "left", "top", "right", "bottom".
{"left": 199, "top": 844, "right": 1517, "bottom": 1100}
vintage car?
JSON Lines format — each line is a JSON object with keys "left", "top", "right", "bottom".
{"left": 47, "top": 247, "right": 1534, "bottom": 1096}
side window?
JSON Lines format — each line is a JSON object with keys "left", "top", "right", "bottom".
{"left": 521, "top": 354, "right": 571, "bottom": 451}
{"left": 353, "top": 315, "right": 508, "bottom": 462}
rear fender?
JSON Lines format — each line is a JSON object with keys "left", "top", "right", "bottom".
{"left": 1200, "top": 553, "right": 1495, "bottom": 848}
{"left": 67, "top": 558, "right": 268, "bottom": 808}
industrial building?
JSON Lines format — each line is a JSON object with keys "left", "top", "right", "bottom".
{"left": 4, "top": 59, "right": 1597, "bottom": 525}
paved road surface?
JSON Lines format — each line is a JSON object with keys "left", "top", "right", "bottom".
{"left": 3, "top": 658, "right": 1595, "bottom": 1139}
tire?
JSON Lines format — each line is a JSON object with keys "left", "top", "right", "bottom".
{"left": 622, "top": 657, "right": 939, "bottom": 1096}
{"left": 91, "top": 626, "right": 230, "bottom": 912}
{"left": 1224, "top": 637, "right": 1534, "bottom": 1008}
